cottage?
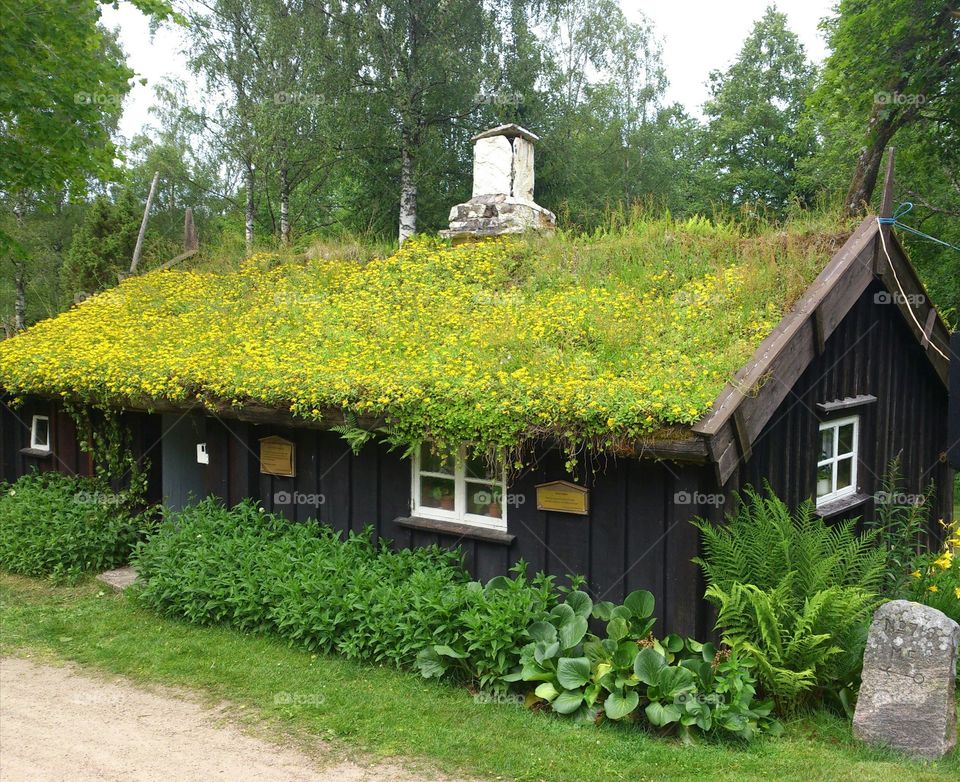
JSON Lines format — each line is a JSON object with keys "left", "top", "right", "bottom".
{"left": 0, "top": 131, "right": 954, "bottom": 637}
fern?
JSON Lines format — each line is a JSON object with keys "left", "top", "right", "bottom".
{"left": 693, "top": 484, "right": 885, "bottom": 713}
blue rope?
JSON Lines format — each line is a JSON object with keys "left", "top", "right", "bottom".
{"left": 877, "top": 201, "right": 960, "bottom": 252}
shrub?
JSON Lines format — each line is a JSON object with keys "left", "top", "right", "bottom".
{"left": 134, "top": 498, "right": 557, "bottom": 688}
{"left": 0, "top": 471, "right": 150, "bottom": 582}
{"left": 692, "top": 485, "right": 885, "bottom": 713}
{"left": 505, "top": 589, "right": 781, "bottom": 740}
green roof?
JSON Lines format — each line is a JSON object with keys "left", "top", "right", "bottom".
{"left": 0, "top": 216, "right": 850, "bottom": 459}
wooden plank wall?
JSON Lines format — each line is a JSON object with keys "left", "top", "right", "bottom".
{"left": 733, "top": 278, "right": 952, "bottom": 531}
{"left": 0, "top": 398, "right": 94, "bottom": 480}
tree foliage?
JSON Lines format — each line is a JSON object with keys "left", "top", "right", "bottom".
{"left": 698, "top": 7, "right": 817, "bottom": 215}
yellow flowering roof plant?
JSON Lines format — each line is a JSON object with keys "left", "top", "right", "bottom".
{"left": 0, "top": 216, "right": 850, "bottom": 458}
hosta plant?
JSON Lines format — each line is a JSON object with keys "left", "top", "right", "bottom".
{"left": 509, "top": 589, "right": 780, "bottom": 740}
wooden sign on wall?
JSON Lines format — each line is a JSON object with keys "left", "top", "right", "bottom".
{"left": 536, "top": 480, "right": 589, "bottom": 515}
{"left": 259, "top": 435, "right": 296, "bottom": 477}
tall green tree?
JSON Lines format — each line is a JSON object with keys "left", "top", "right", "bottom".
{"left": 815, "top": 0, "right": 959, "bottom": 216}
{"left": 698, "top": 6, "right": 816, "bottom": 215}
{"left": 0, "top": 0, "right": 175, "bottom": 331}
{"left": 337, "top": 0, "right": 500, "bottom": 243}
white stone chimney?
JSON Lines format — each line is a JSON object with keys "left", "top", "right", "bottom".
{"left": 441, "top": 124, "right": 556, "bottom": 241}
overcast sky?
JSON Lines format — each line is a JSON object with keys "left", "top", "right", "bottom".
{"left": 101, "top": 0, "right": 837, "bottom": 143}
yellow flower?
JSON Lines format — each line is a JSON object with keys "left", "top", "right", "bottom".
{"left": 910, "top": 570, "right": 922, "bottom": 578}
{"left": 928, "top": 585, "right": 938, "bottom": 593}
{"left": 933, "top": 550, "right": 953, "bottom": 570}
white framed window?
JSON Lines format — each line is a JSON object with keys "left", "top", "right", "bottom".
{"left": 816, "top": 415, "right": 859, "bottom": 505}
{"left": 30, "top": 415, "right": 51, "bottom": 452}
{"left": 412, "top": 444, "right": 507, "bottom": 530}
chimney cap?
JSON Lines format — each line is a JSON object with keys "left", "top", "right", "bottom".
{"left": 471, "top": 123, "right": 540, "bottom": 144}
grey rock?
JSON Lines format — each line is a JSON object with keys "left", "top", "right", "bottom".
{"left": 96, "top": 566, "right": 138, "bottom": 591}
{"left": 853, "top": 599, "right": 959, "bottom": 759}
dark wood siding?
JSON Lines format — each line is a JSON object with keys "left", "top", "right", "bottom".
{"left": 734, "top": 278, "right": 952, "bottom": 534}
{"left": 0, "top": 398, "right": 95, "bottom": 480}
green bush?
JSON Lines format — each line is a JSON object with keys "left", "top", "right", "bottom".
{"left": 499, "top": 589, "right": 780, "bottom": 740}
{"left": 0, "top": 471, "right": 150, "bottom": 581}
{"left": 692, "top": 485, "right": 885, "bottom": 713}
{"left": 133, "top": 498, "right": 558, "bottom": 688}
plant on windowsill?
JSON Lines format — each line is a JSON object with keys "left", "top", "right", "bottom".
{"left": 431, "top": 485, "right": 454, "bottom": 511}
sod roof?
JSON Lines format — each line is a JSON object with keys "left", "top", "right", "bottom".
{"left": 0, "top": 216, "right": 852, "bottom": 457}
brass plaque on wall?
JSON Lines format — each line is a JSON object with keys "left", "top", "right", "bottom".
{"left": 259, "top": 435, "right": 296, "bottom": 477}
{"left": 536, "top": 480, "right": 589, "bottom": 515}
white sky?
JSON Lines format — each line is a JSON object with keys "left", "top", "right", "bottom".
{"left": 101, "top": 0, "right": 836, "bottom": 143}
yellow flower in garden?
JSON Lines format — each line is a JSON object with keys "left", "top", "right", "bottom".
{"left": 928, "top": 585, "right": 938, "bottom": 593}
{"left": 910, "top": 570, "right": 922, "bottom": 578}
{"left": 933, "top": 549, "right": 953, "bottom": 570}
{"left": 955, "top": 587, "right": 960, "bottom": 600}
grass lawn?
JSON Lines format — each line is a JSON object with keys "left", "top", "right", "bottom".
{"left": 1, "top": 573, "right": 956, "bottom": 782}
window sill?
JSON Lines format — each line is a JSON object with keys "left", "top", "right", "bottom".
{"left": 394, "top": 515, "right": 515, "bottom": 545}
{"left": 19, "top": 447, "right": 52, "bottom": 459}
{"left": 816, "top": 492, "right": 870, "bottom": 519}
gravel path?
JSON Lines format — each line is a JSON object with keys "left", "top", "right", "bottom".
{"left": 0, "top": 657, "right": 463, "bottom": 782}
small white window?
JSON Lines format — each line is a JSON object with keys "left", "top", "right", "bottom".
{"left": 412, "top": 444, "right": 507, "bottom": 530}
{"left": 816, "top": 415, "right": 859, "bottom": 505}
{"left": 30, "top": 415, "right": 51, "bottom": 452}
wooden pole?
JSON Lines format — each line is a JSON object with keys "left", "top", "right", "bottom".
{"left": 129, "top": 171, "right": 160, "bottom": 274}
{"left": 879, "top": 146, "right": 896, "bottom": 219}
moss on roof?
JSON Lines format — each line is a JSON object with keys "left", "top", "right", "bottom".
{"left": 0, "top": 215, "right": 851, "bottom": 460}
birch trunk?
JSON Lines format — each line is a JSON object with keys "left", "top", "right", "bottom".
{"left": 13, "top": 263, "right": 25, "bottom": 332}
{"left": 279, "top": 164, "right": 290, "bottom": 245}
{"left": 245, "top": 161, "right": 255, "bottom": 253}
{"left": 13, "top": 198, "right": 25, "bottom": 331}
{"left": 398, "top": 138, "right": 417, "bottom": 245}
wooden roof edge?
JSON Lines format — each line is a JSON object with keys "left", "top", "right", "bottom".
{"left": 691, "top": 217, "right": 879, "bottom": 438}
{"left": 692, "top": 210, "right": 952, "bottom": 485}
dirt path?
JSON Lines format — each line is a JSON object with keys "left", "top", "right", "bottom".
{"left": 0, "top": 657, "right": 464, "bottom": 782}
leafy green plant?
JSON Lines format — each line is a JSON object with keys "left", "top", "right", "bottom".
{"left": 415, "top": 562, "right": 558, "bottom": 691}
{"left": 864, "top": 457, "right": 935, "bottom": 596}
{"left": 508, "top": 589, "right": 780, "bottom": 740}
{"left": 134, "top": 498, "right": 557, "bottom": 688}
{"left": 692, "top": 485, "right": 885, "bottom": 713}
{"left": 0, "top": 471, "right": 152, "bottom": 582}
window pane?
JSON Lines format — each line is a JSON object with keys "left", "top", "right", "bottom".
{"left": 816, "top": 463, "right": 832, "bottom": 498}
{"left": 33, "top": 418, "right": 49, "bottom": 447}
{"left": 465, "top": 452, "right": 498, "bottom": 481}
{"left": 467, "top": 483, "right": 502, "bottom": 518}
{"left": 838, "top": 423, "right": 855, "bottom": 455}
{"left": 819, "top": 427, "right": 834, "bottom": 461}
{"left": 420, "top": 476, "right": 455, "bottom": 511}
{"left": 836, "top": 457, "right": 853, "bottom": 490}
{"left": 420, "top": 444, "right": 454, "bottom": 475}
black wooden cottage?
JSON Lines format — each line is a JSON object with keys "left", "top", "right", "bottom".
{"left": 1, "top": 148, "right": 955, "bottom": 639}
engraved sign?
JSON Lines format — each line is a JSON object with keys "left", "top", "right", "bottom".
{"left": 536, "top": 481, "right": 589, "bottom": 515}
{"left": 259, "top": 435, "right": 296, "bottom": 477}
